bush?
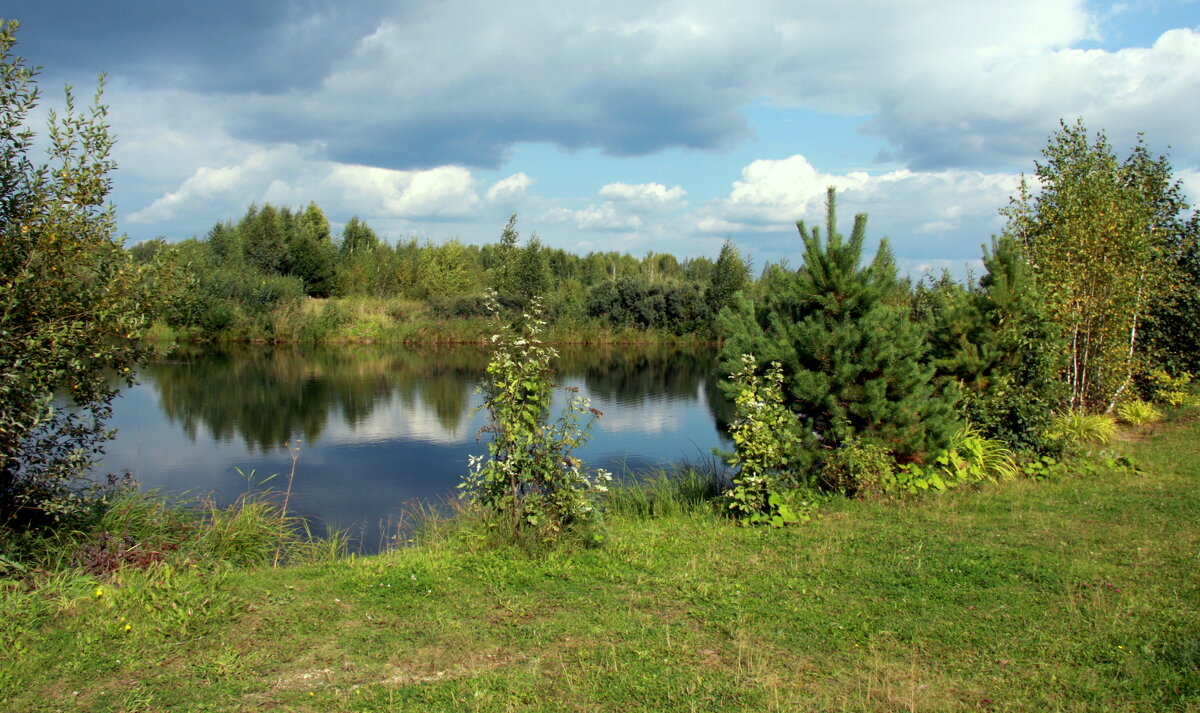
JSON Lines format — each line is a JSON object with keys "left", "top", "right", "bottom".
{"left": 820, "top": 438, "right": 896, "bottom": 499}
{"left": 0, "top": 24, "right": 148, "bottom": 531}
{"left": 459, "top": 294, "right": 611, "bottom": 545}
{"left": 721, "top": 355, "right": 813, "bottom": 526}
{"left": 1117, "top": 399, "right": 1163, "bottom": 426}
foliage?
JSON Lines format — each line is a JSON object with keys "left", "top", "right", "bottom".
{"left": 819, "top": 438, "right": 895, "bottom": 499}
{"left": 460, "top": 293, "right": 611, "bottom": 544}
{"left": 1116, "top": 399, "right": 1163, "bottom": 426}
{"left": 0, "top": 23, "right": 148, "bottom": 531}
{"left": 488, "top": 213, "right": 541, "bottom": 300}
{"left": 1144, "top": 212, "right": 1200, "bottom": 374}
{"left": 1049, "top": 410, "right": 1119, "bottom": 446}
{"left": 720, "top": 355, "right": 812, "bottom": 526}
{"left": 585, "top": 275, "right": 711, "bottom": 335}
{"left": 926, "top": 235, "right": 1067, "bottom": 453}
{"left": 718, "top": 187, "right": 959, "bottom": 463}
{"left": 1004, "top": 120, "right": 1188, "bottom": 412}
{"left": 706, "top": 238, "right": 750, "bottom": 315}
{"left": 884, "top": 425, "right": 1018, "bottom": 495}
{"left": 1148, "top": 368, "right": 1199, "bottom": 408}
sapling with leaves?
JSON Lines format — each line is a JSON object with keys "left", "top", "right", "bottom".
{"left": 721, "top": 355, "right": 812, "bottom": 526}
{"left": 460, "top": 292, "right": 611, "bottom": 545}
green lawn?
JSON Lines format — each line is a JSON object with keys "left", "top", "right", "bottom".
{"left": 3, "top": 418, "right": 1198, "bottom": 712}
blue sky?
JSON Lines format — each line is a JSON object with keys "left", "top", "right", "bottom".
{"left": 5, "top": 0, "right": 1198, "bottom": 275}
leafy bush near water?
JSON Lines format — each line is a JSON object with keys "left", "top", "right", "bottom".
{"left": 459, "top": 294, "right": 612, "bottom": 546}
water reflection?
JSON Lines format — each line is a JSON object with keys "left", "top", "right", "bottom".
{"left": 104, "top": 343, "right": 730, "bottom": 551}
{"left": 148, "top": 344, "right": 493, "bottom": 452}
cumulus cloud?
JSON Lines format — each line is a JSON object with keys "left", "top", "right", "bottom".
{"left": 540, "top": 181, "right": 686, "bottom": 234}
{"left": 130, "top": 146, "right": 486, "bottom": 228}
{"left": 485, "top": 173, "right": 534, "bottom": 204}
{"left": 16, "top": 0, "right": 1196, "bottom": 264}
{"left": 542, "top": 204, "right": 643, "bottom": 233}
{"left": 597, "top": 182, "right": 686, "bottom": 211}
{"left": 700, "top": 155, "right": 1023, "bottom": 262}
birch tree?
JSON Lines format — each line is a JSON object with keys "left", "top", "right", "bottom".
{"left": 1003, "top": 121, "right": 1185, "bottom": 412}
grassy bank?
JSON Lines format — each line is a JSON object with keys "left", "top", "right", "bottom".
{"left": 3, "top": 418, "right": 1198, "bottom": 711}
{"left": 146, "top": 296, "right": 716, "bottom": 346}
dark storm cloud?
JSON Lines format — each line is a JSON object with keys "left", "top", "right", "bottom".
{"left": 8, "top": 0, "right": 1196, "bottom": 182}
{"left": 2, "top": 0, "right": 390, "bottom": 93}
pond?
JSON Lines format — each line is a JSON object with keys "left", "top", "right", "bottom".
{"left": 99, "top": 343, "right": 734, "bottom": 551}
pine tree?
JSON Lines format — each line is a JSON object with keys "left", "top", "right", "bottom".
{"left": 718, "top": 188, "right": 957, "bottom": 463}
{"left": 929, "top": 235, "right": 1066, "bottom": 452}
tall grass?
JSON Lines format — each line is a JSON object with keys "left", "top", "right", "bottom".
{"left": 1049, "top": 409, "right": 1118, "bottom": 446}
{"left": 606, "top": 461, "right": 728, "bottom": 519}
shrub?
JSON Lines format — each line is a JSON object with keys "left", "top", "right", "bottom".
{"left": 460, "top": 293, "right": 611, "bottom": 545}
{"left": 721, "top": 355, "right": 813, "bottom": 526}
{"left": 820, "top": 438, "right": 895, "bottom": 499}
{"left": 1148, "top": 369, "right": 1199, "bottom": 408}
{"left": 883, "top": 426, "right": 1017, "bottom": 495}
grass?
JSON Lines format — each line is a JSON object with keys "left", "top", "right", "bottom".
{"left": 2, "top": 416, "right": 1198, "bottom": 711}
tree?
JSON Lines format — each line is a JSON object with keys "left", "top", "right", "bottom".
{"left": 718, "top": 188, "right": 957, "bottom": 464}
{"left": 1004, "top": 121, "right": 1186, "bottom": 411}
{"left": 240, "top": 203, "right": 287, "bottom": 274}
{"left": 514, "top": 234, "right": 552, "bottom": 300}
{"left": 706, "top": 238, "right": 750, "bottom": 315}
{"left": 339, "top": 215, "right": 378, "bottom": 256}
{"left": 927, "top": 235, "right": 1067, "bottom": 452}
{"left": 0, "top": 22, "right": 147, "bottom": 530}
{"left": 286, "top": 202, "right": 336, "bottom": 297}
{"left": 1144, "top": 211, "right": 1200, "bottom": 375}
{"left": 490, "top": 213, "right": 521, "bottom": 297}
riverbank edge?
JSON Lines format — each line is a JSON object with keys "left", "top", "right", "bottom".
{"left": 143, "top": 296, "right": 721, "bottom": 347}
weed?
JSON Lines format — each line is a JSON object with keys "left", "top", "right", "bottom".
{"left": 1117, "top": 399, "right": 1164, "bottom": 426}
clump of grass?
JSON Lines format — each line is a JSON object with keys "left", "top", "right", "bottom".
{"left": 606, "top": 461, "right": 727, "bottom": 519}
{"left": 1117, "top": 399, "right": 1163, "bottom": 426}
{"left": 953, "top": 425, "right": 1019, "bottom": 482}
{"left": 1049, "top": 409, "right": 1118, "bottom": 445}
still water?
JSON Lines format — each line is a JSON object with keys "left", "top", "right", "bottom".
{"left": 100, "top": 343, "right": 733, "bottom": 550}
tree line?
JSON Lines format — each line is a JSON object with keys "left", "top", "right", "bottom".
{"left": 130, "top": 205, "right": 752, "bottom": 340}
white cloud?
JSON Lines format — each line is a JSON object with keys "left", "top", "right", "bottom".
{"left": 485, "top": 173, "right": 534, "bottom": 204}
{"left": 130, "top": 146, "right": 485, "bottom": 228}
{"left": 542, "top": 203, "right": 643, "bottom": 232}
{"left": 700, "top": 155, "right": 1024, "bottom": 263}
{"left": 597, "top": 182, "right": 686, "bottom": 211}
{"left": 324, "top": 164, "right": 481, "bottom": 219}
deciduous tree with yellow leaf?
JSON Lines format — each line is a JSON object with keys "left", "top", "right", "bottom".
{"left": 1002, "top": 120, "right": 1191, "bottom": 413}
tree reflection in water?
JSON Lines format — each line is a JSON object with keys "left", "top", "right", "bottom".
{"left": 117, "top": 343, "right": 730, "bottom": 552}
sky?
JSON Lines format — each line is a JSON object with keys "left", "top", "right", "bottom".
{"left": 5, "top": 0, "right": 1199, "bottom": 276}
